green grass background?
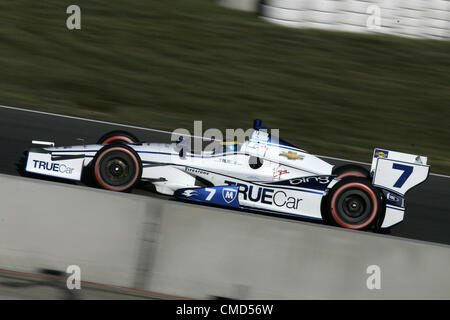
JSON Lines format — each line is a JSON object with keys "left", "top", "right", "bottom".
{"left": 0, "top": 0, "right": 449, "bottom": 173}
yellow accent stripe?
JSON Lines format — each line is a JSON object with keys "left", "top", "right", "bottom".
{"left": 221, "top": 141, "right": 238, "bottom": 145}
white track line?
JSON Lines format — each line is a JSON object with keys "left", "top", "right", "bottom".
{"left": 0, "top": 104, "right": 214, "bottom": 141}
{"left": 1, "top": 104, "right": 449, "bottom": 179}
{"left": 0, "top": 105, "right": 174, "bottom": 134}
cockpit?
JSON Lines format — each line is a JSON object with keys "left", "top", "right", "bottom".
{"left": 221, "top": 140, "right": 239, "bottom": 153}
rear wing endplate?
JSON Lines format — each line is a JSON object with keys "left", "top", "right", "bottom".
{"left": 371, "top": 148, "right": 430, "bottom": 196}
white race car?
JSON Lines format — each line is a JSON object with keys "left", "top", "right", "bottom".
{"left": 25, "top": 120, "right": 430, "bottom": 231}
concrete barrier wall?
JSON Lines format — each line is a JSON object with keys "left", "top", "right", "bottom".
{"left": 1, "top": 173, "right": 450, "bottom": 299}
{"left": 148, "top": 202, "right": 450, "bottom": 299}
{"left": 219, "top": 0, "right": 450, "bottom": 40}
{"left": 0, "top": 174, "right": 158, "bottom": 288}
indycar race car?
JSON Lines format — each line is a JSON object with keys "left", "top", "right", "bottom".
{"left": 24, "top": 120, "right": 430, "bottom": 231}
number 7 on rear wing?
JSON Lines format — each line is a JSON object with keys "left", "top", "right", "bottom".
{"left": 370, "top": 148, "right": 430, "bottom": 196}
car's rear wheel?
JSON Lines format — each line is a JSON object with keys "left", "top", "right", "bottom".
{"left": 96, "top": 130, "right": 139, "bottom": 145}
{"left": 93, "top": 145, "right": 142, "bottom": 192}
{"left": 332, "top": 164, "right": 370, "bottom": 179}
{"left": 323, "top": 177, "right": 381, "bottom": 230}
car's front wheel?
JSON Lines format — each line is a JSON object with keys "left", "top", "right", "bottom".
{"left": 323, "top": 177, "right": 382, "bottom": 230}
{"left": 92, "top": 145, "right": 142, "bottom": 192}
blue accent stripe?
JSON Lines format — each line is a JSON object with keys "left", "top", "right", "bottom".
{"left": 266, "top": 142, "right": 307, "bottom": 153}
{"left": 380, "top": 220, "right": 403, "bottom": 229}
{"left": 136, "top": 151, "right": 321, "bottom": 175}
{"left": 288, "top": 188, "right": 324, "bottom": 195}
{"left": 136, "top": 150, "right": 245, "bottom": 159}
{"left": 250, "top": 139, "right": 307, "bottom": 153}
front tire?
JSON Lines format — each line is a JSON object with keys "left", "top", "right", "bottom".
{"left": 323, "top": 177, "right": 381, "bottom": 230}
{"left": 92, "top": 145, "right": 142, "bottom": 192}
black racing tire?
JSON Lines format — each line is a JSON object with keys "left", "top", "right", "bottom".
{"left": 96, "top": 130, "right": 139, "bottom": 145}
{"left": 92, "top": 145, "right": 142, "bottom": 192}
{"left": 323, "top": 177, "right": 382, "bottom": 230}
{"left": 332, "top": 164, "right": 370, "bottom": 179}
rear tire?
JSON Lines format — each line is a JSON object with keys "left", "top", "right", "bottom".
{"left": 92, "top": 145, "right": 142, "bottom": 192}
{"left": 332, "top": 164, "right": 370, "bottom": 179}
{"left": 323, "top": 177, "right": 381, "bottom": 230}
{"left": 96, "top": 130, "right": 139, "bottom": 145}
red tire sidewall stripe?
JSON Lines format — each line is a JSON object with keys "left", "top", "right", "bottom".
{"left": 337, "top": 171, "right": 366, "bottom": 179}
{"left": 330, "top": 182, "right": 378, "bottom": 230}
{"left": 102, "top": 136, "right": 134, "bottom": 144}
{"left": 94, "top": 147, "right": 140, "bottom": 192}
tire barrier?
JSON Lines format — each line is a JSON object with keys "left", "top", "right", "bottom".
{"left": 220, "top": 0, "right": 450, "bottom": 40}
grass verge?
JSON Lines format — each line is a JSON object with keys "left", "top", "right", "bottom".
{"left": 0, "top": 0, "right": 449, "bottom": 173}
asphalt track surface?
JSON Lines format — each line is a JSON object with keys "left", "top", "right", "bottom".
{"left": 0, "top": 106, "right": 449, "bottom": 245}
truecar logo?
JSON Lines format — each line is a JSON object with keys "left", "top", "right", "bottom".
{"left": 33, "top": 160, "right": 75, "bottom": 174}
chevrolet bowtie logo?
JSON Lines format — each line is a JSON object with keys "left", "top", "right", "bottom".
{"left": 280, "top": 151, "right": 304, "bottom": 160}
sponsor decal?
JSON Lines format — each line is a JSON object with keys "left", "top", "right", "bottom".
{"left": 280, "top": 151, "right": 304, "bottom": 160}
{"left": 186, "top": 168, "right": 209, "bottom": 175}
{"left": 32, "top": 160, "right": 75, "bottom": 174}
{"left": 386, "top": 192, "right": 399, "bottom": 202}
{"left": 289, "top": 176, "right": 331, "bottom": 185}
{"left": 268, "top": 175, "right": 331, "bottom": 192}
{"left": 220, "top": 158, "right": 239, "bottom": 165}
{"left": 273, "top": 166, "right": 290, "bottom": 180}
{"left": 181, "top": 190, "right": 198, "bottom": 197}
{"left": 222, "top": 188, "right": 238, "bottom": 203}
{"left": 374, "top": 149, "right": 389, "bottom": 159}
{"left": 384, "top": 191, "right": 405, "bottom": 207}
{"left": 225, "top": 181, "right": 302, "bottom": 210}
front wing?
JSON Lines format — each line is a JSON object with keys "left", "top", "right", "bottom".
{"left": 26, "top": 151, "right": 85, "bottom": 181}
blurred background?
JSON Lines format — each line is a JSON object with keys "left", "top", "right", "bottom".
{"left": 0, "top": 0, "right": 448, "bottom": 172}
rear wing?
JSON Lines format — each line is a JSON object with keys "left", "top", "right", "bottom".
{"left": 371, "top": 148, "right": 430, "bottom": 196}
